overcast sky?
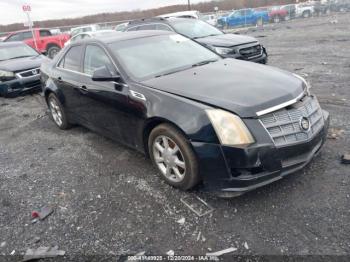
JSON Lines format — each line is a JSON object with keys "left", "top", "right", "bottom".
{"left": 0, "top": 0, "right": 211, "bottom": 25}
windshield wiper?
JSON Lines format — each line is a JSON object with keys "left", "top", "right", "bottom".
{"left": 191, "top": 59, "right": 218, "bottom": 67}
{"left": 193, "top": 34, "right": 221, "bottom": 39}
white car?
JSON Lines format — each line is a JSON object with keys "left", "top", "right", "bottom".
{"left": 64, "top": 30, "right": 117, "bottom": 46}
{"left": 201, "top": 14, "right": 218, "bottom": 26}
{"left": 70, "top": 24, "right": 100, "bottom": 37}
{"left": 158, "top": 10, "right": 201, "bottom": 19}
{"left": 295, "top": 3, "right": 315, "bottom": 18}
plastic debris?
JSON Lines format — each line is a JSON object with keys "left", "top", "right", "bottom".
{"left": 180, "top": 195, "right": 214, "bottom": 217}
{"left": 176, "top": 217, "right": 185, "bottom": 225}
{"left": 206, "top": 247, "right": 237, "bottom": 256}
{"left": 244, "top": 242, "right": 249, "bottom": 250}
{"left": 166, "top": 250, "right": 174, "bottom": 256}
{"left": 23, "top": 246, "right": 65, "bottom": 261}
{"left": 10, "top": 250, "right": 15, "bottom": 255}
{"left": 196, "top": 231, "right": 201, "bottom": 241}
{"left": 31, "top": 206, "right": 54, "bottom": 221}
{"left": 341, "top": 154, "right": 350, "bottom": 164}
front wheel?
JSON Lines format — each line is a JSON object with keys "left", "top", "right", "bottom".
{"left": 256, "top": 18, "right": 263, "bottom": 26}
{"left": 47, "top": 93, "right": 70, "bottom": 129}
{"left": 148, "top": 124, "right": 200, "bottom": 190}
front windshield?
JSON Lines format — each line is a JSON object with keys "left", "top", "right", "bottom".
{"left": 171, "top": 19, "right": 223, "bottom": 39}
{"left": 109, "top": 34, "right": 220, "bottom": 80}
{"left": 0, "top": 44, "right": 39, "bottom": 61}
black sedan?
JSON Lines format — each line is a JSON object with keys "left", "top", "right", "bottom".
{"left": 0, "top": 42, "right": 46, "bottom": 97}
{"left": 40, "top": 31, "right": 329, "bottom": 196}
{"left": 124, "top": 18, "right": 268, "bottom": 64}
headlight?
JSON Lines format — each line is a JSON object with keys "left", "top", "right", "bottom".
{"left": 206, "top": 109, "right": 255, "bottom": 146}
{"left": 213, "top": 46, "right": 234, "bottom": 55}
{"left": 293, "top": 73, "right": 311, "bottom": 95}
{"left": 0, "top": 70, "right": 15, "bottom": 82}
{"left": 0, "top": 70, "right": 15, "bottom": 78}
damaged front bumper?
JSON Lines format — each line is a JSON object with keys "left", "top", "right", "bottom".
{"left": 192, "top": 110, "right": 330, "bottom": 195}
{"left": 0, "top": 75, "right": 42, "bottom": 97}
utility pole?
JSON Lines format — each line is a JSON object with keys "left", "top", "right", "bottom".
{"left": 187, "top": 0, "right": 191, "bottom": 10}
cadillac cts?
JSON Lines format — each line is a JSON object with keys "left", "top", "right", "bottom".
{"left": 40, "top": 31, "right": 329, "bottom": 195}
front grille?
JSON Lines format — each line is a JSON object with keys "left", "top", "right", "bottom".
{"left": 17, "top": 68, "right": 40, "bottom": 78}
{"left": 239, "top": 44, "right": 262, "bottom": 58}
{"left": 259, "top": 96, "right": 324, "bottom": 147}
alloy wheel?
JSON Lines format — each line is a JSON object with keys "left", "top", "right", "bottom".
{"left": 49, "top": 98, "right": 63, "bottom": 127}
{"left": 152, "top": 135, "right": 186, "bottom": 183}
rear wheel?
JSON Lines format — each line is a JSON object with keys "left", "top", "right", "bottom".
{"left": 47, "top": 45, "right": 61, "bottom": 59}
{"left": 302, "top": 10, "right": 311, "bottom": 18}
{"left": 148, "top": 124, "right": 200, "bottom": 190}
{"left": 47, "top": 93, "right": 70, "bottom": 129}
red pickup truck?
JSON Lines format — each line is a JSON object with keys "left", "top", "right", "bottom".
{"left": 3, "top": 28, "right": 70, "bottom": 58}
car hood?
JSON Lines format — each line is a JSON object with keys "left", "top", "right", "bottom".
{"left": 0, "top": 55, "right": 45, "bottom": 72}
{"left": 141, "top": 59, "right": 304, "bottom": 118}
{"left": 195, "top": 33, "right": 258, "bottom": 47}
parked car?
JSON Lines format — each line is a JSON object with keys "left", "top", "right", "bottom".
{"left": 201, "top": 14, "right": 218, "bottom": 26}
{"left": 70, "top": 24, "right": 100, "bottom": 37}
{"left": 124, "top": 18, "right": 267, "bottom": 64}
{"left": 217, "top": 8, "right": 269, "bottom": 28}
{"left": 158, "top": 10, "right": 201, "bottom": 19}
{"left": 3, "top": 28, "right": 70, "bottom": 58}
{"left": 295, "top": 3, "right": 315, "bottom": 18}
{"left": 280, "top": 4, "right": 297, "bottom": 19}
{"left": 64, "top": 30, "right": 117, "bottom": 46}
{"left": 40, "top": 31, "right": 329, "bottom": 196}
{"left": 329, "top": 0, "right": 350, "bottom": 11}
{"left": 268, "top": 6, "right": 290, "bottom": 22}
{"left": 0, "top": 42, "right": 47, "bottom": 97}
{"left": 114, "top": 22, "right": 129, "bottom": 32}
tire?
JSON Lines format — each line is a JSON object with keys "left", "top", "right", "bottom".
{"left": 47, "top": 45, "right": 61, "bottom": 59}
{"left": 302, "top": 11, "right": 311, "bottom": 18}
{"left": 148, "top": 123, "right": 200, "bottom": 190}
{"left": 47, "top": 93, "right": 70, "bottom": 130}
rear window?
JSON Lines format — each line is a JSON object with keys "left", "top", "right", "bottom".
{"left": 40, "top": 30, "right": 52, "bottom": 37}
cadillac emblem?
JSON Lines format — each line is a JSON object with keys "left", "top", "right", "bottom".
{"left": 300, "top": 117, "right": 310, "bottom": 131}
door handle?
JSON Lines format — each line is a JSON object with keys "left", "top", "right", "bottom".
{"left": 79, "top": 85, "right": 88, "bottom": 94}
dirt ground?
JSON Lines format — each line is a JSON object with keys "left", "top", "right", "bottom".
{"left": 0, "top": 13, "right": 350, "bottom": 260}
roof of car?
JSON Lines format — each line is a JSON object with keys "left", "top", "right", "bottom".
{"left": 127, "top": 17, "right": 195, "bottom": 27}
{"left": 85, "top": 30, "right": 173, "bottom": 44}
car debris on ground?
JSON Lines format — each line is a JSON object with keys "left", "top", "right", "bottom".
{"left": 23, "top": 246, "right": 65, "bottom": 261}
{"left": 180, "top": 195, "right": 214, "bottom": 217}
{"left": 31, "top": 206, "right": 54, "bottom": 221}
{"left": 341, "top": 154, "right": 350, "bottom": 164}
{"left": 206, "top": 247, "right": 238, "bottom": 256}
{"left": 176, "top": 217, "right": 185, "bottom": 225}
{"left": 166, "top": 250, "right": 174, "bottom": 256}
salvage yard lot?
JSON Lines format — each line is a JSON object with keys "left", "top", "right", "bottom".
{"left": 1, "top": 13, "right": 350, "bottom": 258}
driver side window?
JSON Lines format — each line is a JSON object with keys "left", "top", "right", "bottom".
{"left": 83, "top": 45, "right": 115, "bottom": 76}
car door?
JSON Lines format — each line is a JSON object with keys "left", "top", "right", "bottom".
{"left": 78, "top": 44, "right": 139, "bottom": 145}
{"left": 54, "top": 45, "right": 85, "bottom": 118}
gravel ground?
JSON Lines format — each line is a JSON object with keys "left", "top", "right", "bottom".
{"left": 0, "top": 13, "right": 349, "bottom": 260}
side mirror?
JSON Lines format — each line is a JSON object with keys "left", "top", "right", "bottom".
{"left": 92, "top": 66, "right": 121, "bottom": 82}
